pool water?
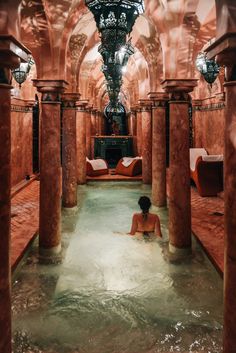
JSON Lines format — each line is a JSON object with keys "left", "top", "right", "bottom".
{"left": 12, "top": 182, "right": 223, "bottom": 353}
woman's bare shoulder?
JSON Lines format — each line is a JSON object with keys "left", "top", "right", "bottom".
{"left": 150, "top": 213, "right": 160, "bottom": 220}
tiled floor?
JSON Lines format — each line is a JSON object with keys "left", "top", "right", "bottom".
{"left": 11, "top": 180, "right": 39, "bottom": 271}
{"left": 10, "top": 180, "right": 224, "bottom": 275}
{"left": 191, "top": 186, "right": 224, "bottom": 274}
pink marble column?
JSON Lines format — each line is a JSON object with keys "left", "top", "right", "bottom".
{"left": 149, "top": 93, "right": 168, "bottom": 207}
{"left": 33, "top": 79, "right": 67, "bottom": 258}
{"left": 0, "top": 36, "right": 29, "bottom": 353}
{"left": 85, "top": 108, "right": 92, "bottom": 159}
{"left": 91, "top": 109, "right": 97, "bottom": 136}
{"left": 127, "top": 112, "right": 131, "bottom": 135}
{"left": 130, "top": 108, "right": 137, "bottom": 154}
{"left": 100, "top": 113, "right": 105, "bottom": 135}
{"left": 61, "top": 93, "right": 79, "bottom": 208}
{"left": 130, "top": 110, "right": 137, "bottom": 136}
{"left": 207, "top": 29, "right": 236, "bottom": 353}
{"left": 162, "top": 79, "right": 197, "bottom": 255}
{"left": 95, "top": 111, "right": 100, "bottom": 135}
{"left": 136, "top": 108, "right": 142, "bottom": 156}
{"left": 140, "top": 101, "right": 152, "bottom": 184}
{"left": 76, "top": 103, "right": 87, "bottom": 184}
{"left": 0, "top": 74, "right": 12, "bottom": 353}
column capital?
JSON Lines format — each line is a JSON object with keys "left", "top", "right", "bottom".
{"left": 148, "top": 92, "right": 169, "bottom": 108}
{"left": 0, "top": 35, "right": 30, "bottom": 69}
{"left": 161, "top": 79, "right": 198, "bottom": 93}
{"left": 148, "top": 92, "right": 168, "bottom": 101}
{"left": 33, "top": 79, "right": 68, "bottom": 102}
{"left": 61, "top": 93, "right": 81, "bottom": 108}
{"left": 206, "top": 33, "right": 236, "bottom": 66}
{"left": 138, "top": 99, "right": 152, "bottom": 111}
{"left": 130, "top": 106, "right": 137, "bottom": 114}
{"left": 76, "top": 100, "right": 89, "bottom": 111}
{"left": 85, "top": 105, "right": 93, "bottom": 113}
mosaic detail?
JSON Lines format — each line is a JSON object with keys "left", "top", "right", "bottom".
{"left": 11, "top": 105, "right": 33, "bottom": 113}
{"left": 193, "top": 103, "right": 225, "bottom": 111}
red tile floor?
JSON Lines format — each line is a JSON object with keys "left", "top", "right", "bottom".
{"left": 10, "top": 180, "right": 224, "bottom": 275}
{"left": 11, "top": 180, "right": 39, "bottom": 271}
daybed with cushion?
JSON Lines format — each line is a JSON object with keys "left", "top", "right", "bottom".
{"left": 190, "top": 148, "right": 223, "bottom": 197}
{"left": 115, "top": 157, "right": 142, "bottom": 176}
{"left": 86, "top": 158, "right": 109, "bottom": 176}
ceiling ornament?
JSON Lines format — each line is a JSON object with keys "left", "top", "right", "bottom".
{"left": 195, "top": 52, "right": 220, "bottom": 86}
{"left": 85, "top": 0, "right": 144, "bottom": 108}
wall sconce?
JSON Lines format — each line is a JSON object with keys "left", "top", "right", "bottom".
{"left": 12, "top": 56, "right": 35, "bottom": 88}
{"left": 196, "top": 52, "right": 220, "bottom": 86}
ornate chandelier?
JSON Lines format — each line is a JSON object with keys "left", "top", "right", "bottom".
{"left": 85, "top": 0, "right": 144, "bottom": 107}
{"left": 195, "top": 52, "right": 220, "bottom": 86}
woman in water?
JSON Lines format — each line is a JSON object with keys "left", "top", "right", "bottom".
{"left": 129, "top": 196, "right": 162, "bottom": 238}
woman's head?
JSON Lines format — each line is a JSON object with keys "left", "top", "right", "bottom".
{"left": 138, "top": 196, "right": 151, "bottom": 213}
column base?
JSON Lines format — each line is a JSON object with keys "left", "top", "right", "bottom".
{"left": 163, "top": 243, "right": 192, "bottom": 264}
{"left": 62, "top": 203, "right": 78, "bottom": 211}
{"left": 152, "top": 204, "right": 168, "bottom": 211}
{"left": 62, "top": 205, "right": 78, "bottom": 214}
{"left": 169, "top": 243, "right": 192, "bottom": 256}
{"left": 39, "top": 244, "right": 62, "bottom": 264}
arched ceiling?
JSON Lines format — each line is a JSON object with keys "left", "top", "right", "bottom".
{"left": 3, "top": 0, "right": 217, "bottom": 107}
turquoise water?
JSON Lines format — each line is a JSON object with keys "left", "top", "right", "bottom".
{"left": 12, "top": 182, "right": 223, "bottom": 353}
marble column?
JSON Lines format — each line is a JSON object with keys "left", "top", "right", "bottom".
{"left": 207, "top": 30, "right": 236, "bottom": 353}
{"left": 33, "top": 79, "right": 67, "bottom": 258}
{"left": 91, "top": 109, "right": 97, "bottom": 136}
{"left": 76, "top": 103, "right": 87, "bottom": 184}
{"left": 162, "top": 79, "right": 197, "bottom": 255}
{"left": 130, "top": 109, "right": 137, "bottom": 136}
{"left": 85, "top": 107, "right": 92, "bottom": 159}
{"left": 130, "top": 108, "right": 137, "bottom": 154}
{"left": 136, "top": 108, "right": 142, "bottom": 156}
{"left": 61, "top": 93, "right": 79, "bottom": 208}
{"left": 95, "top": 111, "right": 100, "bottom": 135}
{"left": 127, "top": 112, "right": 131, "bottom": 135}
{"left": 140, "top": 101, "right": 152, "bottom": 184}
{"left": 0, "top": 35, "right": 30, "bottom": 353}
{"left": 149, "top": 93, "right": 168, "bottom": 207}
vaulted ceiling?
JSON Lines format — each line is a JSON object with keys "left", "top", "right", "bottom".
{"left": 1, "top": 0, "right": 216, "bottom": 108}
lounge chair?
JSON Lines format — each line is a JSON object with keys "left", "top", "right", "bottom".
{"left": 190, "top": 148, "right": 223, "bottom": 196}
{"left": 115, "top": 157, "right": 142, "bottom": 176}
{"left": 86, "top": 158, "right": 109, "bottom": 176}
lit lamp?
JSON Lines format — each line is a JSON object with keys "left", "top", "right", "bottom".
{"left": 86, "top": 0, "right": 144, "bottom": 107}
{"left": 12, "top": 56, "right": 35, "bottom": 88}
{"left": 195, "top": 52, "right": 220, "bottom": 86}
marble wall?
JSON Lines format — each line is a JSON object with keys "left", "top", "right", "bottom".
{"left": 11, "top": 98, "right": 34, "bottom": 186}
{"left": 193, "top": 100, "right": 225, "bottom": 155}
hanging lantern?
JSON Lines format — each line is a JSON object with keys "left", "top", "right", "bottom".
{"left": 195, "top": 52, "right": 220, "bottom": 85}
{"left": 86, "top": 0, "right": 144, "bottom": 107}
{"left": 12, "top": 56, "right": 35, "bottom": 88}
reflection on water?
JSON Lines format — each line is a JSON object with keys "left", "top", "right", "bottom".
{"left": 12, "top": 182, "right": 223, "bottom": 353}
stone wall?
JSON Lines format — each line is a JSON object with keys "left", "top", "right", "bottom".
{"left": 192, "top": 94, "right": 225, "bottom": 155}
{"left": 11, "top": 98, "right": 34, "bottom": 186}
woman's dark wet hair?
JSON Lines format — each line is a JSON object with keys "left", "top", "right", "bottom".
{"left": 138, "top": 196, "right": 151, "bottom": 220}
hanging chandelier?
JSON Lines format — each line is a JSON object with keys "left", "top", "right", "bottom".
{"left": 195, "top": 52, "right": 220, "bottom": 86}
{"left": 12, "top": 56, "right": 35, "bottom": 88}
{"left": 85, "top": 0, "right": 144, "bottom": 107}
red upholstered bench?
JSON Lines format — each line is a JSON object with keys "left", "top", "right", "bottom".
{"left": 190, "top": 148, "right": 223, "bottom": 197}
{"left": 115, "top": 157, "right": 142, "bottom": 176}
{"left": 86, "top": 158, "right": 109, "bottom": 177}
